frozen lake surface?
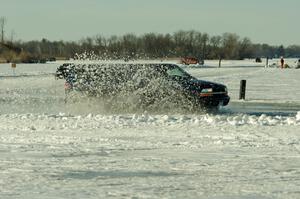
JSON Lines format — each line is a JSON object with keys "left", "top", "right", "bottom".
{"left": 0, "top": 60, "right": 299, "bottom": 199}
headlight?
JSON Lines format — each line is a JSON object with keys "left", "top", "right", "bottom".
{"left": 200, "top": 88, "right": 213, "bottom": 97}
{"left": 201, "top": 88, "right": 213, "bottom": 93}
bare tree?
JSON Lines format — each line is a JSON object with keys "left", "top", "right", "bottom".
{"left": 0, "top": 16, "right": 7, "bottom": 43}
{"left": 209, "top": 36, "right": 223, "bottom": 67}
{"left": 10, "top": 30, "right": 15, "bottom": 43}
{"left": 222, "top": 33, "right": 240, "bottom": 59}
{"left": 238, "top": 37, "right": 253, "bottom": 59}
{"left": 201, "top": 33, "right": 209, "bottom": 60}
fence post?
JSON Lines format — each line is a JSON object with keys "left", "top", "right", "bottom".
{"left": 239, "top": 80, "right": 246, "bottom": 100}
{"left": 11, "top": 63, "right": 16, "bottom": 76}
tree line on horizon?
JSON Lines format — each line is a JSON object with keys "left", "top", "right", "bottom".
{"left": 1, "top": 30, "right": 300, "bottom": 62}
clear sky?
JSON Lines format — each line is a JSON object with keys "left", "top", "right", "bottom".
{"left": 0, "top": 0, "right": 299, "bottom": 46}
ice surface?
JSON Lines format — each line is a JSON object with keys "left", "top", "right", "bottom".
{"left": 0, "top": 59, "right": 299, "bottom": 199}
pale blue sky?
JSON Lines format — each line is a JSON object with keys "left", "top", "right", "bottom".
{"left": 0, "top": 0, "right": 298, "bottom": 45}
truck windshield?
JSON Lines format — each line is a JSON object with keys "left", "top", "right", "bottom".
{"left": 166, "top": 66, "right": 191, "bottom": 79}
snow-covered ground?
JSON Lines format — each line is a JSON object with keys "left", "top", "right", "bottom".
{"left": 0, "top": 59, "right": 299, "bottom": 199}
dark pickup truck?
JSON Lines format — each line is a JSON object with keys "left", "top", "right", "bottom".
{"left": 56, "top": 63, "right": 230, "bottom": 110}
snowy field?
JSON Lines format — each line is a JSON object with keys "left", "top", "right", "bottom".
{"left": 0, "top": 59, "right": 299, "bottom": 199}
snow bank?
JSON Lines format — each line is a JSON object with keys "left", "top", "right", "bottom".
{"left": 0, "top": 112, "right": 299, "bottom": 132}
